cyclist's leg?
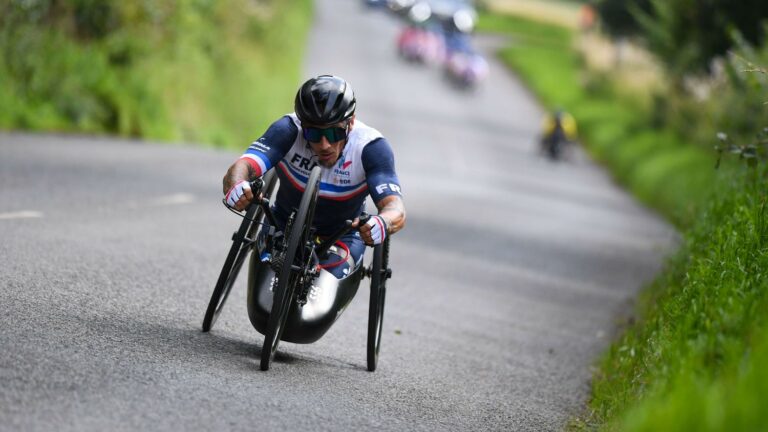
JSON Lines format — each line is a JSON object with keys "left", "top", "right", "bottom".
{"left": 320, "top": 230, "right": 365, "bottom": 279}
{"left": 256, "top": 210, "right": 285, "bottom": 262}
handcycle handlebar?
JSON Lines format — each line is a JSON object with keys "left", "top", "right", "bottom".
{"left": 222, "top": 176, "right": 278, "bottom": 228}
{"left": 225, "top": 177, "right": 376, "bottom": 258}
{"left": 249, "top": 177, "right": 265, "bottom": 194}
{"left": 222, "top": 177, "right": 266, "bottom": 210}
{"left": 316, "top": 212, "right": 372, "bottom": 258}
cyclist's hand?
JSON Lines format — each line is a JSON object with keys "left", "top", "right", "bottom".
{"left": 224, "top": 180, "right": 253, "bottom": 211}
{"left": 358, "top": 215, "right": 387, "bottom": 246}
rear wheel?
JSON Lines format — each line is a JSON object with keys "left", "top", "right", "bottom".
{"left": 367, "top": 237, "right": 390, "bottom": 371}
{"left": 202, "top": 171, "right": 276, "bottom": 332}
{"left": 260, "top": 166, "right": 321, "bottom": 371}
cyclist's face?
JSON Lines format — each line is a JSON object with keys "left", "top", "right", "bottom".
{"left": 304, "top": 117, "right": 354, "bottom": 167}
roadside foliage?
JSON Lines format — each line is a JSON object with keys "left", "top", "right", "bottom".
{"left": 0, "top": 0, "right": 311, "bottom": 148}
{"left": 478, "top": 1, "right": 768, "bottom": 430}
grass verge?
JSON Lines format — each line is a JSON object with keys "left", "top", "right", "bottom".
{"left": 0, "top": 0, "right": 312, "bottom": 149}
{"left": 478, "top": 10, "right": 768, "bottom": 432}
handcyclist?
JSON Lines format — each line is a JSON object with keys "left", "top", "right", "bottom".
{"left": 221, "top": 75, "right": 406, "bottom": 279}
{"left": 539, "top": 109, "right": 578, "bottom": 160}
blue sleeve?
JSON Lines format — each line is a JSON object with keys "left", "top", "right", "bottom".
{"left": 240, "top": 116, "right": 298, "bottom": 175}
{"left": 362, "top": 138, "right": 403, "bottom": 203}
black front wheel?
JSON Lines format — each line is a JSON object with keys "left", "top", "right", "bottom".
{"left": 260, "top": 166, "right": 321, "bottom": 371}
{"left": 367, "top": 237, "right": 390, "bottom": 372}
{"left": 202, "top": 171, "right": 276, "bottom": 332}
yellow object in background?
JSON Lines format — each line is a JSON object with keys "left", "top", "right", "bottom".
{"left": 541, "top": 110, "right": 578, "bottom": 141}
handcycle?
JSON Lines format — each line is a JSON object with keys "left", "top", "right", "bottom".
{"left": 202, "top": 166, "right": 392, "bottom": 371}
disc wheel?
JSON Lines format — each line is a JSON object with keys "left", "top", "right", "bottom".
{"left": 202, "top": 171, "right": 276, "bottom": 332}
{"left": 260, "top": 166, "right": 321, "bottom": 371}
{"left": 367, "top": 237, "right": 390, "bottom": 371}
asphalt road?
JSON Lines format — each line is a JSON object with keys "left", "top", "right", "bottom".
{"left": 0, "top": 1, "right": 676, "bottom": 431}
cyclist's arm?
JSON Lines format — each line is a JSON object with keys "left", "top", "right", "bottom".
{"left": 222, "top": 115, "right": 297, "bottom": 194}
{"left": 374, "top": 195, "right": 406, "bottom": 236}
{"left": 361, "top": 138, "right": 406, "bottom": 238}
{"left": 222, "top": 160, "right": 257, "bottom": 196}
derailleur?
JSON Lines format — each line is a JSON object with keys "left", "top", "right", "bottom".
{"left": 295, "top": 234, "right": 320, "bottom": 306}
{"left": 295, "top": 264, "right": 319, "bottom": 307}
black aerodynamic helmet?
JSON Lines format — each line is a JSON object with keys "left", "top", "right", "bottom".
{"left": 294, "top": 75, "right": 356, "bottom": 126}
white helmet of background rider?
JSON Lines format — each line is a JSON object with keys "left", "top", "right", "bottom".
{"left": 408, "top": 2, "right": 432, "bottom": 23}
{"left": 453, "top": 9, "right": 477, "bottom": 33}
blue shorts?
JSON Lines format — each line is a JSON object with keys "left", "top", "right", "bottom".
{"left": 256, "top": 219, "right": 365, "bottom": 279}
{"left": 320, "top": 230, "right": 366, "bottom": 279}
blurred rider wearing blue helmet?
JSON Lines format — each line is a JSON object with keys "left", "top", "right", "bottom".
{"left": 222, "top": 75, "right": 406, "bottom": 278}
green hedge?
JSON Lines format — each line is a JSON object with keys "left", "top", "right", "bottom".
{"left": 0, "top": 0, "right": 312, "bottom": 149}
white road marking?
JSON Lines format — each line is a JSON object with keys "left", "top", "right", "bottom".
{"left": 121, "top": 193, "right": 197, "bottom": 211}
{"left": 148, "top": 193, "right": 196, "bottom": 206}
{"left": 0, "top": 210, "right": 44, "bottom": 220}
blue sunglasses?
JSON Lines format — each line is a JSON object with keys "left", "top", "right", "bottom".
{"left": 302, "top": 125, "right": 349, "bottom": 143}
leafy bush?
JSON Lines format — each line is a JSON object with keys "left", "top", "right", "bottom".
{"left": 596, "top": 0, "right": 653, "bottom": 38}
{"left": 652, "top": 33, "right": 768, "bottom": 158}
{"left": 597, "top": 0, "right": 768, "bottom": 75}
{"left": 0, "top": 0, "right": 312, "bottom": 148}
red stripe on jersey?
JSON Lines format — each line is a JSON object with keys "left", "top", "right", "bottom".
{"left": 239, "top": 156, "right": 264, "bottom": 177}
{"left": 277, "top": 162, "right": 306, "bottom": 192}
{"left": 320, "top": 185, "right": 369, "bottom": 201}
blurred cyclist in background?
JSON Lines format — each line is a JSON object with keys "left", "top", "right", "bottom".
{"left": 221, "top": 75, "right": 406, "bottom": 279}
{"left": 397, "top": 3, "right": 445, "bottom": 64}
{"left": 539, "top": 109, "right": 578, "bottom": 161}
{"left": 441, "top": 8, "right": 489, "bottom": 88}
